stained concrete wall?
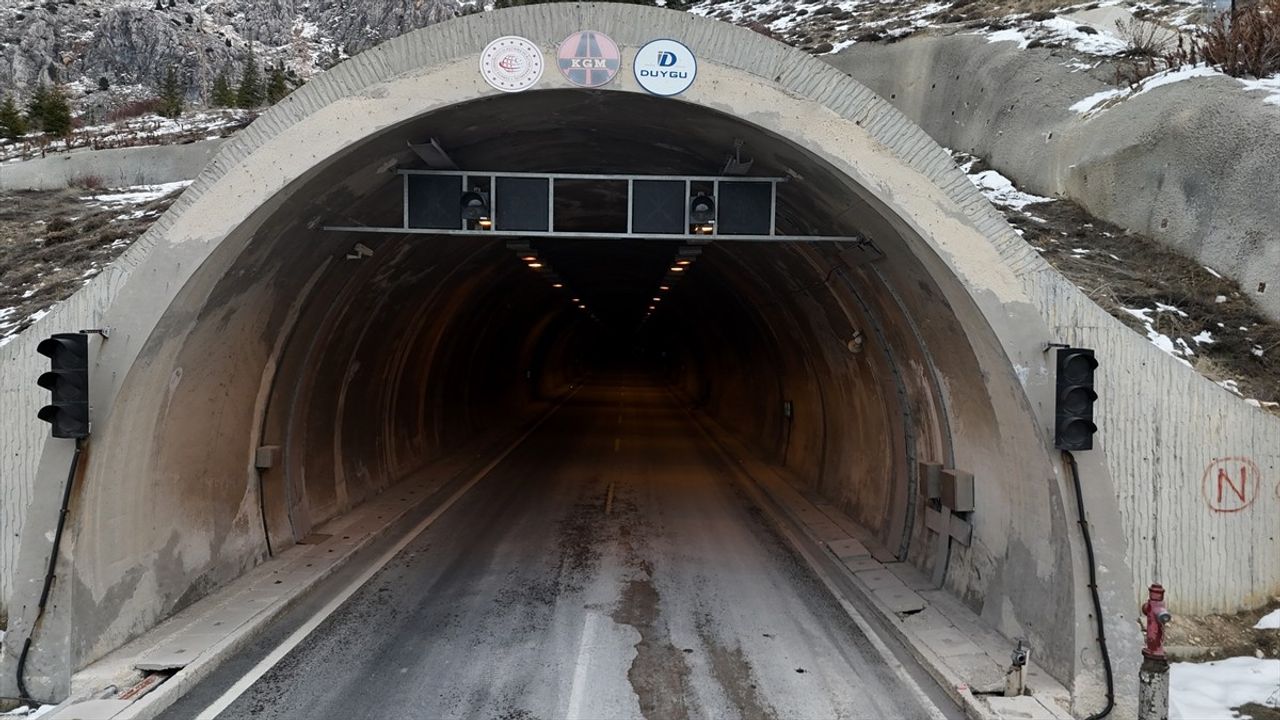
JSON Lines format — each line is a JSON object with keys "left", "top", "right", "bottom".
{"left": 0, "top": 5, "right": 1272, "bottom": 715}
{"left": 0, "top": 139, "right": 224, "bottom": 191}
{"left": 827, "top": 34, "right": 1280, "bottom": 614}
{"left": 827, "top": 34, "right": 1280, "bottom": 322}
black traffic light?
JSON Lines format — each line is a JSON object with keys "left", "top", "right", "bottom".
{"left": 37, "top": 332, "right": 90, "bottom": 439}
{"left": 1055, "top": 347, "right": 1098, "bottom": 451}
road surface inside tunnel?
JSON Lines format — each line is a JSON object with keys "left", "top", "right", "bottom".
{"left": 164, "top": 373, "right": 950, "bottom": 720}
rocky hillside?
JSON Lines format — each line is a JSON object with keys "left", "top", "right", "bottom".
{"left": 0, "top": 0, "right": 462, "bottom": 112}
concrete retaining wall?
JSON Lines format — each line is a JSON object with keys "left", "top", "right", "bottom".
{"left": 0, "top": 139, "right": 225, "bottom": 191}
{"left": 827, "top": 35, "right": 1280, "bottom": 323}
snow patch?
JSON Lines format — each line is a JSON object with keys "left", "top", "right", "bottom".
{"left": 1071, "top": 65, "right": 1223, "bottom": 116}
{"left": 1238, "top": 75, "right": 1280, "bottom": 107}
{"left": 967, "top": 170, "right": 1054, "bottom": 210}
{"left": 1256, "top": 609, "right": 1280, "bottom": 630}
{"left": 87, "top": 181, "right": 193, "bottom": 208}
{"left": 1170, "top": 657, "right": 1280, "bottom": 720}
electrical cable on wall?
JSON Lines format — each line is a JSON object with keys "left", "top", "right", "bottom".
{"left": 15, "top": 438, "right": 83, "bottom": 704}
{"left": 1064, "top": 450, "right": 1115, "bottom": 720}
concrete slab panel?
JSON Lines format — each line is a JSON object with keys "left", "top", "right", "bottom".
{"left": 884, "top": 561, "right": 936, "bottom": 590}
{"left": 806, "top": 520, "right": 848, "bottom": 542}
{"left": 915, "top": 624, "right": 985, "bottom": 658}
{"left": 134, "top": 632, "right": 225, "bottom": 670}
{"left": 854, "top": 568, "right": 908, "bottom": 591}
{"left": 872, "top": 586, "right": 927, "bottom": 614}
{"left": 841, "top": 555, "right": 883, "bottom": 573}
{"left": 825, "top": 538, "right": 869, "bottom": 559}
{"left": 944, "top": 652, "right": 1008, "bottom": 691}
{"left": 984, "top": 695, "right": 1059, "bottom": 719}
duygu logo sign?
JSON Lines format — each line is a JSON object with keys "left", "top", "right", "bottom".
{"left": 634, "top": 39, "right": 697, "bottom": 96}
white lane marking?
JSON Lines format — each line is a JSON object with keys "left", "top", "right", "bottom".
{"left": 194, "top": 390, "right": 579, "bottom": 719}
{"left": 565, "top": 611, "right": 601, "bottom": 720}
{"left": 614, "top": 437, "right": 620, "bottom": 452}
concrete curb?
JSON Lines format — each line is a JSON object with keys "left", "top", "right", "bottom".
{"left": 684, "top": 405, "right": 1077, "bottom": 720}
{"left": 44, "top": 393, "right": 578, "bottom": 720}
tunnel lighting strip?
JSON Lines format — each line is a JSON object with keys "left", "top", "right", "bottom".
{"left": 506, "top": 241, "right": 599, "bottom": 323}
{"left": 322, "top": 226, "right": 871, "bottom": 244}
{"left": 642, "top": 245, "right": 703, "bottom": 325}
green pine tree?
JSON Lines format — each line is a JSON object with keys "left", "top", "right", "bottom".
{"left": 211, "top": 71, "right": 236, "bottom": 107}
{"left": 0, "top": 95, "right": 28, "bottom": 140}
{"left": 26, "top": 84, "right": 50, "bottom": 130}
{"left": 236, "top": 45, "right": 263, "bottom": 109}
{"left": 159, "top": 65, "right": 185, "bottom": 119}
{"left": 266, "top": 65, "right": 289, "bottom": 104}
{"left": 40, "top": 86, "right": 72, "bottom": 137}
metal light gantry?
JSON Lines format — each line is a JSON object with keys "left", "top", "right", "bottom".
{"left": 322, "top": 169, "right": 873, "bottom": 245}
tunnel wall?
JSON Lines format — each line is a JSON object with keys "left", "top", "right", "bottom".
{"left": 4, "top": 4, "right": 1273, "bottom": 710}
{"left": 828, "top": 35, "right": 1280, "bottom": 615}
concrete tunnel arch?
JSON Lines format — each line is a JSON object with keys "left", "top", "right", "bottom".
{"left": 5, "top": 3, "right": 1141, "bottom": 708}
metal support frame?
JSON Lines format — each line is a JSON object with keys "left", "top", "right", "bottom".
{"left": 322, "top": 225, "right": 873, "bottom": 244}
{"left": 346, "top": 169, "right": 873, "bottom": 245}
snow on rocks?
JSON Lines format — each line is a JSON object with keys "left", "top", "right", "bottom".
{"left": 1170, "top": 656, "right": 1280, "bottom": 720}
{"left": 85, "top": 180, "right": 193, "bottom": 208}
{"left": 966, "top": 169, "right": 1054, "bottom": 210}
{"left": 1072, "top": 64, "right": 1280, "bottom": 117}
{"left": 981, "top": 15, "right": 1129, "bottom": 56}
{"left": 1121, "top": 304, "right": 1194, "bottom": 366}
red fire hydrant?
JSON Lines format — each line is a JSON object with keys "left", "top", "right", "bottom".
{"left": 1141, "top": 583, "right": 1172, "bottom": 659}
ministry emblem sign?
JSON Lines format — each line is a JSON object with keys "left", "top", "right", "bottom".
{"left": 557, "top": 31, "right": 621, "bottom": 88}
{"left": 481, "top": 36, "right": 544, "bottom": 92}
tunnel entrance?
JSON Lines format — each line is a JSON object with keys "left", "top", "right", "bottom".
{"left": 249, "top": 89, "right": 953, "bottom": 580}
{"left": 7, "top": 10, "right": 1129, "bottom": 704}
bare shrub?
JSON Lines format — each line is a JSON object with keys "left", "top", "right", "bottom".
{"left": 1168, "top": 0, "right": 1280, "bottom": 78}
{"left": 1115, "top": 56, "right": 1164, "bottom": 87}
{"left": 104, "top": 97, "right": 164, "bottom": 123}
{"left": 1116, "top": 17, "right": 1173, "bottom": 57}
{"left": 69, "top": 174, "right": 106, "bottom": 190}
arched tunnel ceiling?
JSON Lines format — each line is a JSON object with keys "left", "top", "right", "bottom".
{"left": 308, "top": 89, "right": 887, "bottom": 329}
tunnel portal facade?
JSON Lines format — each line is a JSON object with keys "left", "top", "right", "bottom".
{"left": 1, "top": 4, "right": 1147, "bottom": 711}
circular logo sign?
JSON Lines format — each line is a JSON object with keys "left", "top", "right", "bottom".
{"left": 480, "top": 36, "right": 544, "bottom": 92}
{"left": 634, "top": 39, "right": 697, "bottom": 96}
{"left": 558, "top": 31, "right": 621, "bottom": 88}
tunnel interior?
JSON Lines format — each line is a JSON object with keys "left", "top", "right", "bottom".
{"left": 248, "top": 89, "right": 955, "bottom": 562}
{"left": 72, "top": 88, "right": 1074, "bottom": 680}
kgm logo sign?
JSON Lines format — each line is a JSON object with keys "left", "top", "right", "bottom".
{"left": 634, "top": 39, "right": 697, "bottom": 96}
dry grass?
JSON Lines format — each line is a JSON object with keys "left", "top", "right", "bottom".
{"left": 0, "top": 188, "right": 180, "bottom": 342}
{"left": 954, "top": 154, "right": 1279, "bottom": 410}
{"left": 1165, "top": 596, "right": 1280, "bottom": 660}
{"left": 1168, "top": 0, "right": 1280, "bottom": 77}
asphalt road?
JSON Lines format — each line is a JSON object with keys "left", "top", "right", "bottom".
{"left": 170, "top": 374, "right": 947, "bottom": 719}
